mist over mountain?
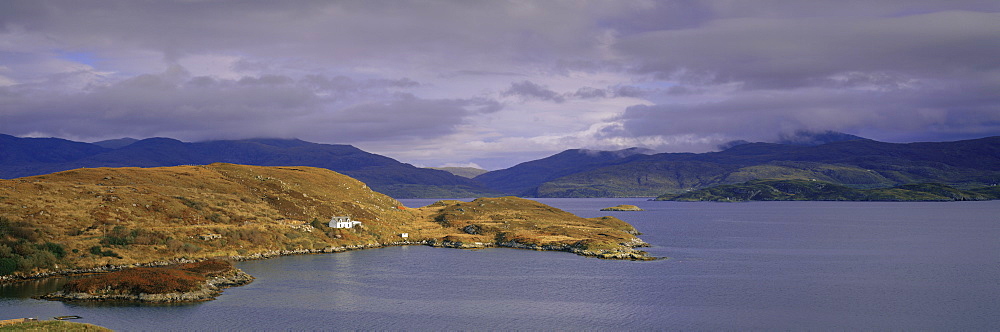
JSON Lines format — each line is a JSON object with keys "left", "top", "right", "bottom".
{"left": 0, "top": 134, "right": 497, "bottom": 198}
{"left": 775, "top": 130, "right": 867, "bottom": 146}
{"left": 718, "top": 131, "right": 867, "bottom": 151}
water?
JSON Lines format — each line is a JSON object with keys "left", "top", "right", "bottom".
{"left": 2, "top": 199, "right": 999, "bottom": 330}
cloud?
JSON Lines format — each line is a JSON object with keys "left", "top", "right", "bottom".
{"left": 502, "top": 81, "right": 565, "bottom": 103}
{"left": 2, "top": 1, "right": 1000, "bottom": 170}
{"left": 614, "top": 79, "right": 1000, "bottom": 146}
{"left": 0, "top": 66, "right": 496, "bottom": 143}
{"left": 616, "top": 10, "right": 1000, "bottom": 89}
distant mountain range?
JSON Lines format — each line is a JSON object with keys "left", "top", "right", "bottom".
{"left": 5, "top": 132, "right": 1000, "bottom": 199}
{"left": 474, "top": 135, "right": 1000, "bottom": 197}
{"left": 0, "top": 134, "right": 498, "bottom": 198}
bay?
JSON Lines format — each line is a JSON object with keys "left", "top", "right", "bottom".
{"left": 2, "top": 199, "right": 999, "bottom": 330}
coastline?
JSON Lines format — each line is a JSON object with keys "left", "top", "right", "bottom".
{"left": 1, "top": 239, "right": 656, "bottom": 285}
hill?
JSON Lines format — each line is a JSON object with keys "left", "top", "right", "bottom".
{"left": 427, "top": 167, "right": 488, "bottom": 178}
{"left": 475, "top": 136, "right": 1000, "bottom": 197}
{"left": 655, "top": 179, "right": 997, "bottom": 202}
{"left": 0, "top": 134, "right": 498, "bottom": 198}
{"left": 473, "top": 147, "right": 653, "bottom": 196}
{"left": 0, "top": 164, "right": 651, "bottom": 278}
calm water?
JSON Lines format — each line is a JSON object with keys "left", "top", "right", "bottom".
{"left": 2, "top": 199, "right": 999, "bottom": 330}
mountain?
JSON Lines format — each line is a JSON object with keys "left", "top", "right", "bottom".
{"left": 473, "top": 147, "right": 653, "bottom": 196}
{"left": 427, "top": 167, "right": 488, "bottom": 178}
{"left": 92, "top": 137, "right": 139, "bottom": 149}
{"left": 775, "top": 130, "right": 867, "bottom": 146}
{"left": 0, "top": 134, "right": 498, "bottom": 198}
{"left": 0, "top": 164, "right": 649, "bottom": 276}
{"left": 474, "top": 136, "right": 1000, "bottom": 197}
{"left": 655, "top": 179, "right": 996, "bottom": 202}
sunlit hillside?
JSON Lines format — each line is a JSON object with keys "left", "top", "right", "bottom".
{"left": 0, "top": 164, "right": 649, "bottom": 277}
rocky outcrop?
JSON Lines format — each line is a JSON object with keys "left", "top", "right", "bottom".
{"left": 600, "top": 204, "right": 644, "bottom": 211}
{"left": 497, "top": 239, "right": 655, "bottom": 260}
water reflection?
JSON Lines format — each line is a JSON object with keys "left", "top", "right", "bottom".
{"left": 0, "top": 277, "right": 67, "bottom": 298}
{"left": 0, "top": 200, "right": 998, "bottom": 330}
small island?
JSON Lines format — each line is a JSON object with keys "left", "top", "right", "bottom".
{"left": 600, "top": 204, "right": 644, "bottom": 211}
{"left": 41, "top": 260, "right": 252, "bottom": 303}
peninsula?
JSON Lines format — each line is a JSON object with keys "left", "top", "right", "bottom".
{"left": 0, "top": 163, "right": 652, "bottom": 283}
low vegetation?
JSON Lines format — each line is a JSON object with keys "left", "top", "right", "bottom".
{"left": 0, "top": 320, "right": 111, "bottom": 332}
{"left": 61, "top": 260, "right": 233, "bottom": 295}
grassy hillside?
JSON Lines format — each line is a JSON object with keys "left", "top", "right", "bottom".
{"left": 0, "top": 164, "right": 650, "bottom": 277}
{"left": 655, "top": 179, "right": 997, "bottom": 202}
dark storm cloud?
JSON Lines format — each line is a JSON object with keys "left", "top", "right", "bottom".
{"left": 502, "top": 81, "right": 565, "bottom": 103}
{"left": 319, "top": 95, "right": 496, "bottom": 141}
{"left": 615, "top": 80, "right": 1000, "bottom": 143}
{"left": 1, "top": 0, "right": 606, "bottom": 68}
{"left": 606, "top": 4, "right": 1000, "bottom": 146}
{"left": 573, "top": 85, "right": 649, "bottom": 99}
{"left": 616, "top": 10, "right": 1000, "bottom": 89}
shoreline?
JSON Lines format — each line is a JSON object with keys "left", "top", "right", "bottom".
{"left": 1, "top": 240, "right": 656, "bottom": 285}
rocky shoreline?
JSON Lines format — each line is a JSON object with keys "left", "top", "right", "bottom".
{"left": 3, "top": 240, "right": 657, "bottom": 285}
{"left": 426, "top": 238, "right": 656, "bottom": 260}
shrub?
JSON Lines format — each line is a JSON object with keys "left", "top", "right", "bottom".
{"left": 0, "top": 257, "right": 17, "bottom": 275}
{"left": 40, "top": 242, "right": 66, "bottom": 259}
{"left": 89, "top": 246, "right": 121, "bottom": 258}
{"left": 310, "top": 218, "right": 327, "bottom": 229}
{"left": 101, "top": 226, "right": 134, "bottom": 246}
{"left": 0, "top": 217, "right": 39, "bottom": 242}
{"left": 175, "top": 196, "right": 205, "bottom": 210}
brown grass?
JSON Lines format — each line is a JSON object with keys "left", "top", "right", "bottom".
{"left": 61, "top": 259, "right": 236, "bottom": 295}
{"left": 0, "top": 320, "right": 112, "bottom": 332}
{"left": 63, "top": 267, "right": 205, "bottom": 294}
{"left": 1, "top": 164, "right": 649, "bottom": 276}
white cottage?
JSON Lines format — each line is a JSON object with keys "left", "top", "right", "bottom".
{"left": 329, "top": 216, "right": 362, "bottom": 229}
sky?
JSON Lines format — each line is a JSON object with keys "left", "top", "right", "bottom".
{"left": 1, "top": 1, "right": 999, "bottom": 170}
